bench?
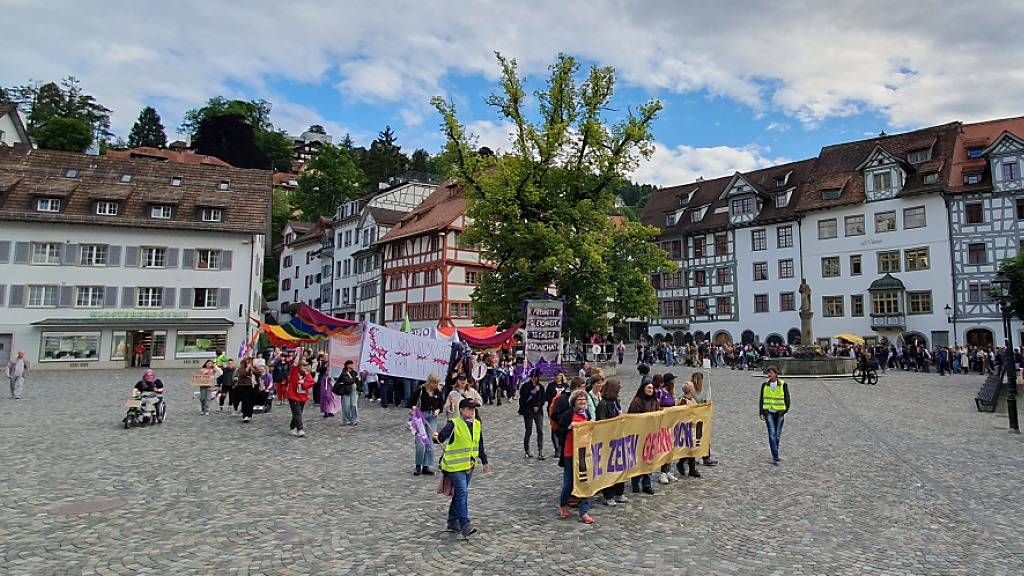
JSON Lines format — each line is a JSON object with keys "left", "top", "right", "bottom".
{"left": 975, "top": 366, "right": 1004, "bottom": 413}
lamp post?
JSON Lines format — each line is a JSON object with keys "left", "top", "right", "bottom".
{"left": 992, "top": 272, "right": 1019, "bottom": 432}
{"left": 944, "top": 303, "right": 958, "bottom": 347}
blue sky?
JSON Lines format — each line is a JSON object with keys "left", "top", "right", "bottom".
{"left": 5, "top": 1, "right": 1023, "bottom": 186}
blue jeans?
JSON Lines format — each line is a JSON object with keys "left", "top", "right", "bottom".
{"left": 630, "top": 473, "right": 652, "bottom": 492}
{"left": 560, "top": 458, "right": 591, "bottom": 517}
{"left": 765, "top": 412, "right": 785, "bottom": 461}
{"left": 379, "top": 380, "right": 393, "bottom": 407}
{"left": 446, "top": 470, "right": 472, "bottom": 529}
{"left": 402, "top": 378, "right": 414, "bottom": 407}
{"left": 341, "top": 393, "right": 358, "bottom": 424}
{"left": 415, "top": 414, "right": 436, "bottom": 467}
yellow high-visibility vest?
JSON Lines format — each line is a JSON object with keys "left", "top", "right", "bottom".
{"left": 762, "top": 380, "right": 787, "bottom": 412}
{"left": 440, "top": 418, "right": 481, "bottom": 472}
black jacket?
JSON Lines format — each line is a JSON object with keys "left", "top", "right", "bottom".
{"left": 595, "top": 399, "right": 621, "bottom": 421}
{"left": 518, "top": 381, "right": 545, "bottom": 416}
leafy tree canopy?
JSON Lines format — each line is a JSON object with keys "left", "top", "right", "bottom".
{"left": 256, "top": 130, "right": 296, "bottom": 172}
{"left": 294, "top": 143, "right": 365, "bottom": 219}
{"left": 127, "top": 106, "right": 167, "bottom": 148}
{"left": 432, "top": 52, "right": 675, "bottom": 337}
{"left": 2, "top": 76, "right": 112, "bottom": 141}
{"left": 33, "top": 117, "right": 93, "bottom": 152}
{"left": 999, "top": 253, "right": 1024, "bottom": 322}
{"left": 180, "top": 97, "right": 273, "bottom": 135}
{"left": 192, "top": 114, "right": 267, "bottom": 169}
{"left": 307, "top": 124, "right": 326, "bottom": 134}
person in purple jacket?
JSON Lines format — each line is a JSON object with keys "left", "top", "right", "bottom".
{"left": 655, "top": 373, "right": 680, "bottom": 484}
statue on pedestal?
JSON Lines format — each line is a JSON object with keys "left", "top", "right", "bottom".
{"left": 797, "top": 278, "right": 819, "bottom": 355}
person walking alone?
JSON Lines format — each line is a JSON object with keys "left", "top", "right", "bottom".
{"left": 433, "top": 398, "right": 489, "bottom": 538}
{"left": 7, "top": 351, "right": 30, "bottom": 399}
{"left": 759, "top": 367, "right": 791, "bottom": 464}
{"left": 335, "top": 360, "right": 360, "bottom": 425}
{"left": 518, "top": 369, "right": 546, "bottom": 460}
{"left": 286, "top": 355, "right": 314, "bottom": 437}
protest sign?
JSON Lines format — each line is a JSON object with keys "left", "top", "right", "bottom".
{"left": 329, "top": 325, "right": 365, "bottom": 373}
{"left": 570, "top": 404, "right": 712, "bottom": 497}
{"left": 191, "top": 374, "right": 215, "bottom": 387}
{"left": 358, "top": 323, "right": 453, "bottom": 381}
{"left": 525, "top": 298, "right": 563, "bottom": 363}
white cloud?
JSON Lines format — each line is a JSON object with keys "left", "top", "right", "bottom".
{"left": 766, "top": 122, "right": 790, "bottom": 132}
{"left": 465, "top": 120, "right": 517, "bottom": 153}
{"left": 4, "top": 1, "right": 1024, "bottom": 136}
{"left": 633, "top": 142, "right": 787, "bottom": 187}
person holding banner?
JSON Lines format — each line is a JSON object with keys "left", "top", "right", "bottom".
{"left": 596, "top": 379, "right": 627, "bottom": 506}
{"left": 286, "top": 356, "right": 314, "bottom": 437}
{"left": 410, "top": 374, "right": 444, "bottom": 476}
{"left": 691, "top": 372, "right": 717, "bottom": 466}
{"left": 627, "top": 381, "right": 660, "bottom": 495}
{"left": 759, "top": 367, "right": 791, "bottom": 464}
{"left": 674, "top": 383, "right": 702, "bottom": 478}
{"left": 433, "top": 398, "right": 489, "bottom": 538}
{"left": 557, "top": 390, "right": 594, "bottom": 524}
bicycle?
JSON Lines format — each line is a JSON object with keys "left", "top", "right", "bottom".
{"left": 852, "top": 362, "right": 879, "bottom": 385}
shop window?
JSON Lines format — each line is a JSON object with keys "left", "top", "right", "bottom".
{"left": 175, "top": 331, "right": 227, "bottom": 358}
{"left": 40, "top": 332, "right": 100, "bottom": 362}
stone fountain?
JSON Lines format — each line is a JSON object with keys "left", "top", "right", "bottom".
{"left": 769, "top": 279, "right": 856, "bottom": 377}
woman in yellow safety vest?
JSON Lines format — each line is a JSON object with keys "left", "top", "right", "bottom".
{"left": 759, "top": 366, "right": 790, "bottom": 465}
{"left": 433, "top": 398, "right": 490, "bottom": 538}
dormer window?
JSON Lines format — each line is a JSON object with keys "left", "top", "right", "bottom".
{"left": 36, "top": 198, "right": 61, "bottom": 212}
{"left": 730, "top": 197, "right": 755, "bottom": 215}
{"left": 964, "top": 172, "right": 983, "bottom": 185}
{"left": 872, "top": 171, "right": 892, "bottom": 191}
{"left": 95, "top": 201, "right": 118, "bottom": 216}
{"left": 170, "top": 176, "right": 183, "bottom": 187}
{"left": 151, "top": 205, "right": 172, "bottom": 219}
{"left": 691, "top": 209, "right": 703, "bottom": 223}
{"left": 202, "top": 208, "right": 223, "bottom": 222}
{"left": 821, "top": 188, "right": 842, "bottom": 200}
{"left": 907, "top": 148, "right": 931, "bottom": 164}
{"left": 773, "top": 176, "right": 786, "bottom": 187}
{"left": 966, "top": 147, "right": 983, "bottom": 159}
{"left": 923, "top": 173, "right": 938, "bottom": 185}
{"left": 64, "top": 169, "right": 78, "bottom": 178}
{"left": 218, "top": 179, "right": 230, "bottom": 191}
{"left": 665, "top": 213, "right": 677, "bottom": 227}
{"left": 775, "top": 193, "right": 788, "bottom": 208}
{"left": 120, "top": 174, "right": 132, "bottom": 183}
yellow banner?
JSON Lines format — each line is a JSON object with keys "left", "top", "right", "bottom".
{"left": 570, "top": 404, "right": 712, "bottom": 497}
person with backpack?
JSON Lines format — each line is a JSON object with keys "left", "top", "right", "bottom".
{"left": 759, "top": 366, "right": 791, "bottom": 464}
{"left": 334, "top": 360, "right": 359, "bottom": 425}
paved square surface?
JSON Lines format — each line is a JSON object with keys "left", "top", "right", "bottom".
{"left": 1, "top": 362, "right": 1022, "bottom": 575}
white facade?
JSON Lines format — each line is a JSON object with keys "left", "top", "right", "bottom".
{"left": 0, "top": 222, "right": 262, "bottom": 370}
{"left": 0, "top": 111, "right": 28, "bottom": 148}
{"left": 276, "top": 222, "right": 325, "bottom": 317}
{"left": 734, "top": 220, "right": 804, "bottom": 345}
{"left": 328, "top": 200, "right": 363, "bottom": 319}
{"left": 801, "top": 194, "right": 954, "bottom": 348}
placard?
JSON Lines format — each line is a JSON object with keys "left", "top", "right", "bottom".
{"left": 525, "top": 299, "right": 563, "bottom": 363}
{"left": 191, "top": 374, "right": 215, "bottom": 387}
{"left": 357, "top": 323, "right": 453, "bottom": 381}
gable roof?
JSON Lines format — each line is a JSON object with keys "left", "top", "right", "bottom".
{"left": 0, "top": 106, "right": 31, "bottom": 147}
{"left": 0, "top": 147, "right": 271, "bottom": 235}
{"left": 106, "top": 147, "right": 232, "bottom": 167}
{"left": 948, "top": 116, "right": 1024, "bottom": 194}
{"left": 640, "top": 158, "right": 817, "bottom": 236}
{"left": 378, "top": 180, "right": 465, "bottom": 243}
{"left": 795, "top": 122, "right": 959, "bottom": 212}
{"left": 981, "top": 130, "right": 1024, "bottom": 156}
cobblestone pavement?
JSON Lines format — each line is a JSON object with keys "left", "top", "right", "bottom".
{"left": 1, "top": 362, "right": 1022, "bottom": 575}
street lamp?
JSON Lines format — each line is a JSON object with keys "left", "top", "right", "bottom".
{"left": 991, "top": 271, "right": 1019, "bottom": 432}
{"left": 944, "top": 304, "right": 958, "bottom": 347}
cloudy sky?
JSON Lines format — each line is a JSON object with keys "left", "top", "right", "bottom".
{"left": 5, "top": 1, "right": 1022, "bottom": 185}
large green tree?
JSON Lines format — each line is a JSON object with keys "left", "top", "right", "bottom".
{"left": 2, "top": 76, "right": 112, "bottom": 141}
{"left": 33, "top": 117, "right": 93, "bottom": 152}
{"left": 432, "top": 53, "right": 674, "bottom": 337}
{"left": 192, "top": 114, "right": 267, "bottom": 169}
{"left": 999, "top": 253, "right": 1024, "bottom": 322}
{"left": 294, "top": 143, "right": 365, "bottom": 219}
{"left": 255, "top": 130, "right": 295, "bottom": 172}
{"left": 127, "top": 106, "right": 167, "bottom": 148}
{"left": 182, "top": 97, "right": 290, "bottom": 169}
{"left": 359, "top": 125, "right": 409, "bottom": 188}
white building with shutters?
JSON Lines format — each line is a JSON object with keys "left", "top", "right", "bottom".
{"left": 0, "top": 148, "right": 270, "bottom": 370}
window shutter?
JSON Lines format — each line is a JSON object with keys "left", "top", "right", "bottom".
{"left": 0, "top": 285, "right": 5, "bottom": 306}
{"left": 62, "top": 244, "right": 78, "bottom": 265}
{"left": 218, "top": 288, "right": 231, "bottom": 308}
{"left": 125, "top": 246, "right": 140, "bottom": 267}
{"left": 180, "top": 288, "right": 192, "bottom": 309}
{"left": 122, "top": 287, "right": 135, "bottom": 308}
{"left": 0, "top": 240, "right": 10, "bottom": 263}
{"left": 104, "top": 286, "right": 118, "bottom": 308}
{"left": 13, "top": 242, "right": 29, "bottom": 264}
{"left": 58, "top": 285, "right": 74, "bottom": 307}
{"left": 107, "top": 245, "right": 122, "bottom": 266}
{"left": 162, "top": 287, "right": 176, "bottom": 309}
{"left": 9, "top": 285, "right": 25, "bottom": 307}
{"left": 221, "top": 250, "right": 233, "bottom": 270}
{"left": 165, "top": 248, "right": 179, "bottom": 268}
{"left": 182, "top": 248, "right": 195, "bottom": 269}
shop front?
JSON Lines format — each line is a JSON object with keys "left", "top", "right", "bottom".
{"left": 29, "top": 311, "right": 238, "bottom": 370}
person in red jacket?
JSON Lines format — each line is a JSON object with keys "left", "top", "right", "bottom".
{"left": 557, "top": 390, "right": 594, "bottom": 524}
{"left": 286, "top": 353, "right": 314, "bottom": 437}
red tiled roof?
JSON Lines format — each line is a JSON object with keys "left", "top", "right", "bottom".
{"left": 948, "top": 116, "right": 1024, "bottom": 194}
{"left": 378, "top": 181, "right": 463, "bottom": 243}
{"left": 106, "top": 147, "right": 232, "bottom": 167}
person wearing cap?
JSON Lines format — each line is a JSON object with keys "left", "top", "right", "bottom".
{"left": 433, "top": 398, "right": 490, "bottom": 537}
{"left": 759, "top": 366, "right": 791, "bottom": 464}
{"left": 517, "top": 369, "right": 547, "bottom": 459}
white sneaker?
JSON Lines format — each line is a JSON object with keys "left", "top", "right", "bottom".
{"left": 241, "top": 417, "right": 251, "bottom": 423}
{"left": 297, "top": 430, "right": 306, "bottom": 437}
{"left": 666, "top": 472, "right": 679, "bottom": 482}
{"left": 615, "top": 495, "right": 628, "bottom": 503}
{"left": 658, "top": 473, "right": 669, "bottom": 485}
{"left": 603, "top": 498, "right": 617, "bottom": 507}
{"left": 290, "top": 429, "right": 299, "bottom": 437}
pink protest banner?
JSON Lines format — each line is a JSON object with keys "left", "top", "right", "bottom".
{"left": 329, "top": 325, "right": 364, "bottom": 371}
{"left": 357, "top": 322, "right": 453, "bottom": 381}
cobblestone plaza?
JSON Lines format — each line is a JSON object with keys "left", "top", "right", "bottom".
{"left": 1, "top": 363, "right": 1022, "bottom": 575}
